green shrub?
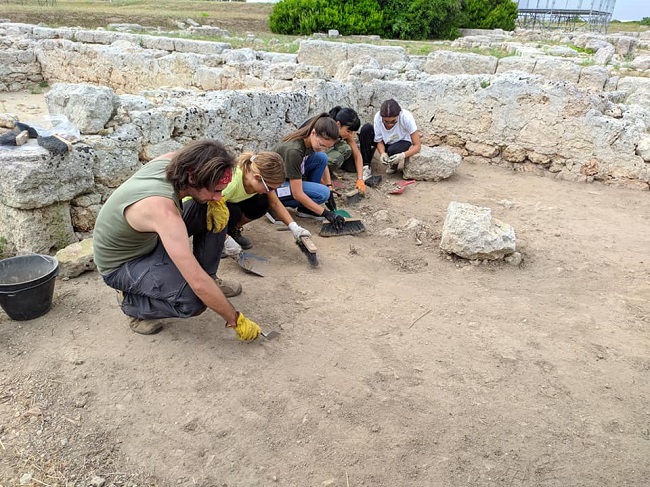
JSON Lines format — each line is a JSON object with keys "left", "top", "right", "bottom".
{"left": 390, "top": 0, "right": 462, "bottom": 40}
{"left": 641, "top": 17, "right": 650, "bottom": 26}
{"left": 459, "top": 0, "right": 518, "bottom": 31}
{"left": 269, "top": 0, "right": 383, "bottom": 36}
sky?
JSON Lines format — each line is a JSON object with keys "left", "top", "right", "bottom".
{"left": 611, "top": 0, "right": 648, "bottom": 21}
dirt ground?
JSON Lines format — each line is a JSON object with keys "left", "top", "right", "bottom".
{"left": 1, "top": 92, "right": 650, "bottom": 487}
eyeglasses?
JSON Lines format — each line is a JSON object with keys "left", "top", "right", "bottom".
{"left": 382, "top": 117, "right": 398, "bottom": 127}
{"left": 259, "top": 174, "right": 270, "bottom": 192}
{"left": 258, "top": 174, "right": 279, "bottom": 193}
{"left": 315, "top": 136, "right": 335, "bottom": 150}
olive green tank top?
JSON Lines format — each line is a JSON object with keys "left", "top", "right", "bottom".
{"left": 93, "top": 159, "right": 181, "bottom": 275}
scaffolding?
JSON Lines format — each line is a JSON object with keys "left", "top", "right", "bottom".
{"left": 517, "top": 0, "right": 617, "bottom": 32}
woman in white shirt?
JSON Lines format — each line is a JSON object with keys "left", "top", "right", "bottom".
{"left": 359, "top": 99, "right": 421, "bottom": 175}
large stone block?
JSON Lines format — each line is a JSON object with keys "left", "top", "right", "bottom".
{"left": 403, "top": 146, "right": 462, "bottom": 181}
{"left": 0, "top": 143, "right": 94, "bottom": 210}
{"left": 45, "top": 82, "right": 121, "bottom": 134}
{"left": 440, "top": 202, "right": 516, "bottom": 260}
{"left": 0, "top": 201, "right": 77, "bottom": 254}
{"left": 423, "top": 51, "right": 498, "bottom": 75}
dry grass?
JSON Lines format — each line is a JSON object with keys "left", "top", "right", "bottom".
{"left": 2, "top": 0, "right": 274, "bottom": 33}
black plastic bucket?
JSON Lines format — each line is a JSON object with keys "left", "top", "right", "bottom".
{"left": 0, "top": 255, "right": 59, "bottom": 321}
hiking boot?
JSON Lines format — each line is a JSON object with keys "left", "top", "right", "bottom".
{"left": 229, "top": 227, "right": 252, "bottom": 250}
{"left": 295, "top": 206, "right": 325, "bottom": 220}
{"left": 127, "top": 317, "right": 163, "bottom": 335}
{"left": 215, "top": 277, "right": 242, "bottom": 297}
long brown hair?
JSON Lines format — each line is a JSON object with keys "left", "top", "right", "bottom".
{"left": 282, "top": 113, "right": 339, "bottom": 142}
{"left": 166, "top": 139, "right": 235, "bottom": 191}
{"left": 238, "top": 151, "right": 285, "bottom": 187}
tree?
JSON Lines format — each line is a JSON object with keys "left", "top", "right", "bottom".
{"left": 459, "top": 0, "right": 518, "bottom": 31}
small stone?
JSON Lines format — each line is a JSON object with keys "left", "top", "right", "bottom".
{"left": 89, "top": 476, "right": 106, "bottom": 487}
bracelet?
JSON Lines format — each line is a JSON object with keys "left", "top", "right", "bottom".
{"left": 326, "top": 184, "right": 333, "bottom": 187}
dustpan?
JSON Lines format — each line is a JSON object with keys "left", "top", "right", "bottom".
{"left": 235, "top": 252, "right": 269, "bottom": 276}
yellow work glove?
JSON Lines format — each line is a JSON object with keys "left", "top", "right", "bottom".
{"left": 355, "top": 178, "right": 366, "bottom": 194}
{"left": 206, "top": 199, "right": 229, "bottom": 233}
{"left": 233, "top": 311, "right": 261, "bottom": 341}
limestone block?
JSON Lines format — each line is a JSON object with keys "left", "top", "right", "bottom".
{"left": 294, "top": 65, "right": 330, "bottom": 80}
{"left": 577, "top": 65, "right": 608, "bottom": 91}
{"left": 503, "top": 144, "right": 527, "bottom": 162}
{"left": 422, "top": 51, "right": 498, "bottom": 75}
{"left": 45, "top": 83, "right": 121, "bottom": 134}
{"left": 630, "top": 55, "right": 650, "bottom": 71}
{"left": 617, "top": 77, "right": 650, "bottom": 106}
{"left": 55, "top": 238, "right": 96, "bottom": 278}
{"left": 141, "top": 36, "right": 176, "bottom": 51}
{"left": 496, "top": 56, "right": 537, "bottom": 74}
{"left": 128, "top": 108, "right": 179, "bottom": 145}
{"left": 172, "top": 39, "right": 230, "bottom": 55}
{"left": 347, "top": 43, "right": 407, "bottom": 68}
{"left": 223, "top": 48, "right": 256, "bottom": 64}
{"left": 440, "top": 202, "right": 516, "bottom": 260}
{"left": 594, "top": 45, "right": 615, "bottom": 65}
{"left": 613, "top": 36, "right": 638, "bottom": 56}
{"left": 171, "top": 103, "right": 210, "bottom": 139}
{"left": 118, "top": 94, "right": 156, "bottom": 112}
{"left": 637, "top": 137, "right": 650, "bottom": 162}
{"left": 0, "top": 144, "right": 94, "bottom": 210}
{"left": 83, "top": 130, "right": 141, "bottom": 188}
{"left": 0, "top": 201, "right": 77, "bottom": 254}
{"left": 403, "top": 146, "right": 461, "bottom": 181}
{"left": 297, "top": 40, "right": 348, "bottom": 76}
{"left": 465, "top": 141, "right": 499, "bottom": 158}
{"left": 195, "top": 67, "right": 224, "bottom": 91}
{"left": 257, "top": 52, "right": 298, "bottom": 64}
{"left": 268, "top": 62, "right": 298, "bottom": 80}
{"left": 546, "top": 46, "right": 578, "bottom": 57}
{"left": 140, "top": 139, "right": 183, "bottom": 162}
{"left": 532, "top": 57, "right": 581, "bottom": 83}
{"left": 31, "top": 26, "right": 58, "bottom": 39}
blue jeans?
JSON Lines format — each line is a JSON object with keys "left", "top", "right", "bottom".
{"left": 102, "top": 199, "right": 225, "bottom": 320}
{"left": 278, "top": 151, "right": 330, "bottom": 207}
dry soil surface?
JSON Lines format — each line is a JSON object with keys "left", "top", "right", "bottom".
{"left": 0, "top": 92, "right": 649, "bottom": 487}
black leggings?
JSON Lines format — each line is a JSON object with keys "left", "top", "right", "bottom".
{"left": 226, "top": 194, "right": 269, "bottom": 231}
{"left": 359, "top": 123, "right": 412, "bottom": 166}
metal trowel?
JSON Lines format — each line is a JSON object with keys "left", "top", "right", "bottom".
{"left": 234, "top": 252, "right": 269, "bottom": 277}
{"left": 261, "top": 330, "right": 279, "bottom": 340}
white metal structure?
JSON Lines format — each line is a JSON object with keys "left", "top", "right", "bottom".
{"left": 517, "top": 0, "right": 617, "bottom": 32}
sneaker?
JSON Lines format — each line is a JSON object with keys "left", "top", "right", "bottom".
{"left": 362, "top": 165, "right": 372, "bottom": 180}
{"left": 229, "top": 227, "right": 252, "bottom": 250}
{"left": 295, "top": 206, "right": 325, "bottom": 220}
{"left": 264, "top": 211, "right": 284, "bottom": 225}
{"left": 385, "top": 165, "right": 397, "bottom": 175}
{"left": 215, "top": 277, "right": 242, "bottom": 297}
{"left": 222, "top": 235, "right": 242, "bottom": 257}
{"left": 127, "top": 317, "right": 163, "bottom": 335}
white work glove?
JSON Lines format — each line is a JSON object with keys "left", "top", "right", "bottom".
{"left": 288, "top": 221, "right": 311, "bottom": 240}
{"left": 380, "top": 153, "right": 390, "bottom": 165}
{"left": 388, "top": 152, "right": 405, "bottom": 166}
{"left": 223, "top": 235, "right": 242, "bottom": 257}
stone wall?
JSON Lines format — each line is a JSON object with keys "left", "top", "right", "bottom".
{"left": 1, "top": 21, "right": 650, "bottom": 254}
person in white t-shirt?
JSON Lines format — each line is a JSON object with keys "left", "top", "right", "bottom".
{"left": 359, "top": 99, "right": 421, "bottom": 176}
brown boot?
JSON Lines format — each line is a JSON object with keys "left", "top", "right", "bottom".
{"left": 127, "top": 317, "right": 163, "bottom": 335}
{"left": 215, "top": 277, "right": 242, "bottom": 298}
